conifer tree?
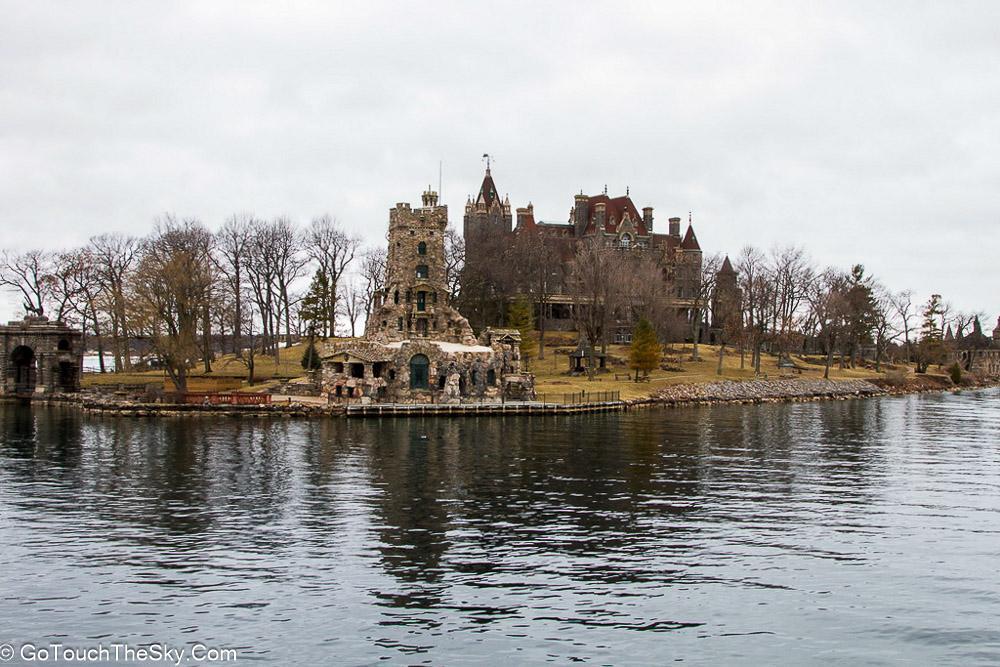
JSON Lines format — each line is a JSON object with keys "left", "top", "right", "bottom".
{"left": 300, "top": 336, "right": 321, "bottom": 370}
{"left": 629, "top": 318, "right": 661, "bottom": 380}
{"left": 507, "top": 298, "right": 537, "bottom": 369}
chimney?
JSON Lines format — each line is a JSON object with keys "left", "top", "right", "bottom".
{"left": 574, "top": 194, "right": 589, "bottom": 237}
{"left": 643, "top": 207, "right": 654, "bottom": 232}
{"left": 594, "top": 202, "right": 606, "bottom": 233}
{"left": 669, "top": 216, "right": 681, "bottom": 237}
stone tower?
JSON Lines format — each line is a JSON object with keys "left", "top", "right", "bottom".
{"left": 366, "top": 188, "right": 476, "bottom": 344}
{"left": 463, "top": 166, "right": 512, "bottom": 260}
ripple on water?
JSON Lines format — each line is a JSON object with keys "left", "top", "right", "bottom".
{"left": 1, "top": 389, "right": 999, "bottom": 664}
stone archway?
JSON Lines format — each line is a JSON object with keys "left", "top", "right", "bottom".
{"left": 10, "top": 345, "right": 36, "bottom": 394}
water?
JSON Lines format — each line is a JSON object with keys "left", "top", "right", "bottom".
{"left": 1, "top": 390, "right": 999, "bottom": 665}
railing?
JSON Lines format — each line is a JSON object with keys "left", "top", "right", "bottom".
{"left": 535, "top": 390, "right": 621, "bottom": 405}
{"left": 168, "top": 392, "right": 272, "bottom": 405}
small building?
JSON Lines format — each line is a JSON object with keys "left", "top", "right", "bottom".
{"left": 569, "top": 343, "right": 607, "bottom": 373}
{"left": 0, "top": 316, "right": 84, "bottom": 397}
{"left": 320, "top": 188, "right": 535, "bottom": 404}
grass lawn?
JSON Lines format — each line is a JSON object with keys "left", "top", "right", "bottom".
{"left": 82, "top": 342, "right": 310, "bottom": 391}
{"left": 83, "top": 334, "right": 927, "bottom": 401}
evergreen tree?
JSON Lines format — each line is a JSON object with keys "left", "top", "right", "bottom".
{"left": 300, "top": 269, "right": 334, "bottom": 336}
{"left": 916, "top": 294, "right": 946, "bottom": 373}
{"left": 629, "top": 318, "right": 661, "bottom": 380}
{"left": 300, "top": 336, "right": 321, "bottom": 370}
{"left": 507, "top": 298, "right": 537, "bottom": 368}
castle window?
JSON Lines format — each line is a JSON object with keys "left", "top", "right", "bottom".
{"left": 350, "top": 363, "right": 364, "bottom": 379}
{"left": 417, "top": 291, "right": 426, "bottom": 311}
{"left": 393, "top": 290, "right": 399, "bottom": 304}
{"left": 373, "top": 362, "right": 384, "bottom": 378}
{"left": 415, "top": 264, "right": 428, "bottom": 279}
{"left": 487, "top": 369, "right": 496, "bottom": 386}
{"left": 438, "top": 375, "right": 447, "bottom": 390}
{"left": 432, "top": 292, "right": 438, "bottom": 303}
{"left": 397, "top": 317, "right": 404, "bottom": 331}
{"left": 471, "top": 370, "right": 480, "bottom": 386}
{"left": 57, "top": 338, "right": 71, "bottom": 351}
{"left": 418, "top": 241, "right": 427, "bottom": 255}
{"left": 409, "top": 354, "right": 430, "bottom": 389}
{"left": 619, "top": 234, "right": 632, "bottom": 249}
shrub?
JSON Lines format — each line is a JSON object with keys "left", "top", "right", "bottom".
{"left": 948, "top": 362, "right": 962, "bottom": 385}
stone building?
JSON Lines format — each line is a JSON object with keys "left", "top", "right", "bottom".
{"left": 955, "top": 315, "right": 1000, "bottom": 378}
{"left": 462, "top": 165, "right": 705, "bottom": 340}
{"left": 0, "top": 316, "right": 84, "bottom": 397}
{"left": 320, "top": 188, "right": 534, "bottom": 404}
{"left": 709, "top": 256, "right": 742, "bottom": 344}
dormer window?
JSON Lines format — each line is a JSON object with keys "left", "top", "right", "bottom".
{"left": 418, "top": 241, "right": 427, "bottom": 255}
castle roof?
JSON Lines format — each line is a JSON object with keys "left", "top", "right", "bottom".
{"left": 719, "top": 256, "right": 735, "bottom": 274}
{"left": 584, "top": 194, "right": 647, "bottom": 235}
{"left": 476, "top": 168, "right": 501, "bottom": 207}
{"left": 680, "top": 224, "right": 701, "bottom": 251}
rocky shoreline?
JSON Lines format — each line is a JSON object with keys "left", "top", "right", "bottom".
{"left": 9, "top": 376, "right": 996, "bottom": 418}
{"left": 643, "top": 378, "right": 886, "bottom": 407}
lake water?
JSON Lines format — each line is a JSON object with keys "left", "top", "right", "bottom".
{"left": 1, "top": 390, "right": 999, "bottom": 665}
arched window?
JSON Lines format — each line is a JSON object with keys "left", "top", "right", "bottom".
{"left": 57, "top": 338, "right": 71, "bottom": 351}
{"left": 418, "top": 241, "right": 427, "bottom": 255}
{"left": 409, "top": 354, "right": 429, "bottom": 389}
{"left": 620, "top": 233, "right": 632, "bottom": 249}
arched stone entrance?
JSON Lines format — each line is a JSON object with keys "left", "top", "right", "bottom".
{"left": 10, "top": 345, "right": 36, "bottom": 394}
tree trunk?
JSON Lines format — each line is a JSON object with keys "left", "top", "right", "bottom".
{"left": 537, "top": 298, "right": 546, "bottom": 360}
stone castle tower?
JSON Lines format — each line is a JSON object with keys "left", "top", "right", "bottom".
{"left": 463, "top": 166, "right": 512, "bottom": 259}
{"left": 366, "top": 188, "right": 476, "bottom": 344}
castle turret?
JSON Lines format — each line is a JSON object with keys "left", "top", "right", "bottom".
{"left": 368, "top": 191, "right": 475, "bottom": 344}
{"left": 642, "top": 207, "right": 654, "bottom": 232}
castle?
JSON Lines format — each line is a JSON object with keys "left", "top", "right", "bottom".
{"left": 319, "top": 188, "right": 534, "bottom": 403}
{"left": 462, "top": 165, "right": 708, "bottom": 341}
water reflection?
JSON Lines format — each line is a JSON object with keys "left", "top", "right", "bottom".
{"left": 0, "top": 390, "right": 999, "bottom": 664}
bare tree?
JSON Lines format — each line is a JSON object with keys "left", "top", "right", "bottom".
{"left": 871, "top": 282, "right": 902, "bottom": 371}
{"left": 305, "top": 215, "right": 359, "bottom": 336}
{"left": 215, "top": 214, "right": 255, "bottom": 353}
{"left": 90, "top": 233, "right": 140, "bottom": 371}
{"left": 360, "top": 247, "right": 387, "bottom": 329}
{"left": 338, "top": 279, "right": 365, "bottom": 337}
{"left": 570, "top": 237, "right": 625, "bottom": 379}
{"left": 0, "top": 249, "right": 53, "bottom": 316}
{"left": 688, "top": 253, "right": 721, "bottom": 361}
{"left": 444, "top": 227, "right": 465, "bottom": 303}
{"left": 129, "top": 216, "right": 215, "bottom": 392}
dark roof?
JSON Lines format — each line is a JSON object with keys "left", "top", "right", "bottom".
{"left": 680, "top": 224, "right": 701, "bottom": 251}
{"left": 719, "top": 256, "right": 735, "bottom": 274}
{"left": 476, "top": 168, "right": 500, "bottom": 207}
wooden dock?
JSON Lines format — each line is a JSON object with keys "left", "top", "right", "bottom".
{"left": 344, "top": 400, "right": 627, "bottom": 417}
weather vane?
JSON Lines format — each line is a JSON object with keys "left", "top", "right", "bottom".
{"left": 482, "top": 153, "right": 492, "bottom": 171}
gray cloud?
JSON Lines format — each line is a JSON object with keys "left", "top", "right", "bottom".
{"left": 1, "top": 1, "right": 997, "bottom": 319}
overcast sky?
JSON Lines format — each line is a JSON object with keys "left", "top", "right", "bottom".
{"left": 1, "top": 2, "right": 998, "bottom": 323}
